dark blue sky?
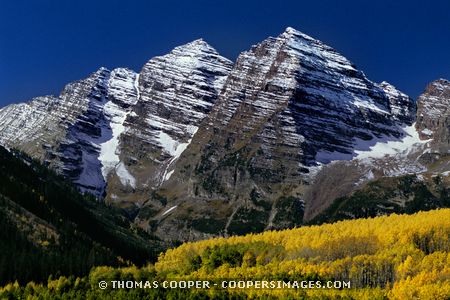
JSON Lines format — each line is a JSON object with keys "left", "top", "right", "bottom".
{"left": 1, "top": 0, "right": 449, "bottom": 106}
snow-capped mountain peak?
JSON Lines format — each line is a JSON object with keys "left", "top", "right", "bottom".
{"left": 1, "top": 28, "right": 446, "bottom": 242}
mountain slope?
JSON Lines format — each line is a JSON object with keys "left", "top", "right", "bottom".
{"left": 310, "top": 173, "right": 450, "bottom": 224}
{"left": 0, "top": 67, "right": 137, "bottom": 197}
{"left": 304, "top": 80, "right": 450, "bottom": 221}
{"left": 0, "top": 146, "right": 161, "bottom": 285}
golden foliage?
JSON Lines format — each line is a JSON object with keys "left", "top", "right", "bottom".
{"left": 156, "top": 209, "right": 450, "bottom": 299}
{"left": 2, "top": 209, "right": 449, "bottom": 299}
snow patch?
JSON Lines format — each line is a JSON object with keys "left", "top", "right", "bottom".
{"left": 175, "top": 55, "right": 199, "bottom": 69}
{"left": 99, "top": 71, "right": 140, "bottom": 182}
{"left": 354, "top": 123, "right": 430, "bottom": 160}
{"left": 165, "top": 170, "right": 175, "bottom": 180}
{"left": 158, "top": 125, "right": 199, "bottom": 184}
{"left": 355, "top": 169, "right": 375, "bottom": 186}
{"left": 315, "top": 123, "right": 430, "bottom": 164}
{"left": 156, "top": 126, "right": 198, "bottom": 159}
{"left": 134, "top": 73, "right": 141, "bottom": 99}
{"left": 315, "top": 151, "right": 354, "bottom": 164}
{"left": 162, "top": 205, "right": 177, "bottom": 216}
{"left": 421, "top": 128, "right": 433, "bottom": 136}
{"left": 157, "top": 131, "right": 179, "bottom": 156}
{"left": 98, "top": 101, "right": 128, "bottom": 179}
{"left": 115, "top": 162, "right": 136, "bottom": 188}
{"left": 353, "top": 97, "right": 388, "bottom": 114}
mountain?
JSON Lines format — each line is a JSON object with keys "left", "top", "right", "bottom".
{"left": 0, "top": 67, "right": 131, "bottom": 197}
{"left": 0, "top": 41, "right": 232, "bottom": 203}
{"left": 0, "top": 146, "right": 162, "bottom": 285}
{"left": 107, "top": 40, "right": 232, "bottom": 212}
{"left": 0, "top": 27, "right": 448, "bottom": 243}
{"left": 145, "top": 27, "right": 417, "bottom": 239}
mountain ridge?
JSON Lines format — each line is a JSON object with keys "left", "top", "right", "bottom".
{"left": 0, "top": 27, "right": 448, "bottom": 242}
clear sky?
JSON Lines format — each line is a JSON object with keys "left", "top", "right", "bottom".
{"left": 1, "top": 0, "right": 449, "bottom": 107}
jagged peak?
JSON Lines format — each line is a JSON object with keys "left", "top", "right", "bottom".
{"left": 94, "top": 66, "right": 111, "bottom": 75}
{"left": 379, "top": 81, "right": 402, "bottom": 93}
{"left": 143, "top": 38, "right": 232, "bottom": 70}
{"left": 243, "top": 26, "right": 319, "bottom": 55}
{"left": 74, "top": 67, "right": 111, "bottom": 84}
{"left": 270, "top": 26, "right": 359, "bottom": 74}
{"left": 422, "top": 78, "right": 450, "bottom": 92}
{"left": 429, "top": 78, "right": 450, "bottom": 86}
{"left": 379, "top": 81, "right": 392, "bottom": 87}
{"left": 172, "top": 38, "right": 219, "bottom": 55}
{"left": 278, "top": 26, "right": 320, "bottom": 44}
{"left": 378, "top": 81, "right": 411, "bottom": 102}
{"left": 284, "top": 26, "right": 297, "bottom": 34}
{"left": 269, "top": 26, "right": 347, "bottom": 61}
{"left": 188, "top": 38, "right": 206, "bottom": 45}
{"left": 110, "top": 67, "right": 137, "bottom": 77}
{"left": 421, "top": 78, "right": 450, "bottom": 97}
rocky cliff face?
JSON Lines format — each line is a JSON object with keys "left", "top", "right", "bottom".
{"left": 0, "top": 40, "right": 231, "bottom": 202}
{"left": 106, "top": 40, "right": 233, "bottom": 211}
{"left": 147, "top": 27, "right": 416, "bottom": 240}
{"left": 305, "top": 80, "right": 450, "bottom": 222}
{"left": 0, "top": 67, "right": 139, "bottom": 196}
{"left": 416, "top": 79, "right": 450, "bottom": 142}
{"left": 1, "top": 27, "right": 445, "bottom": 243}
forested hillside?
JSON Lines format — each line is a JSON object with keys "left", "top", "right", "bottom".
{"left": 310, "top": 173, "right": 450, "bottom": 224}
{"left": 0, "top": 146, "right": 163, "bottom": 285}
{"left": 2, "top": 209, "right": 449, "bottom": 299}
